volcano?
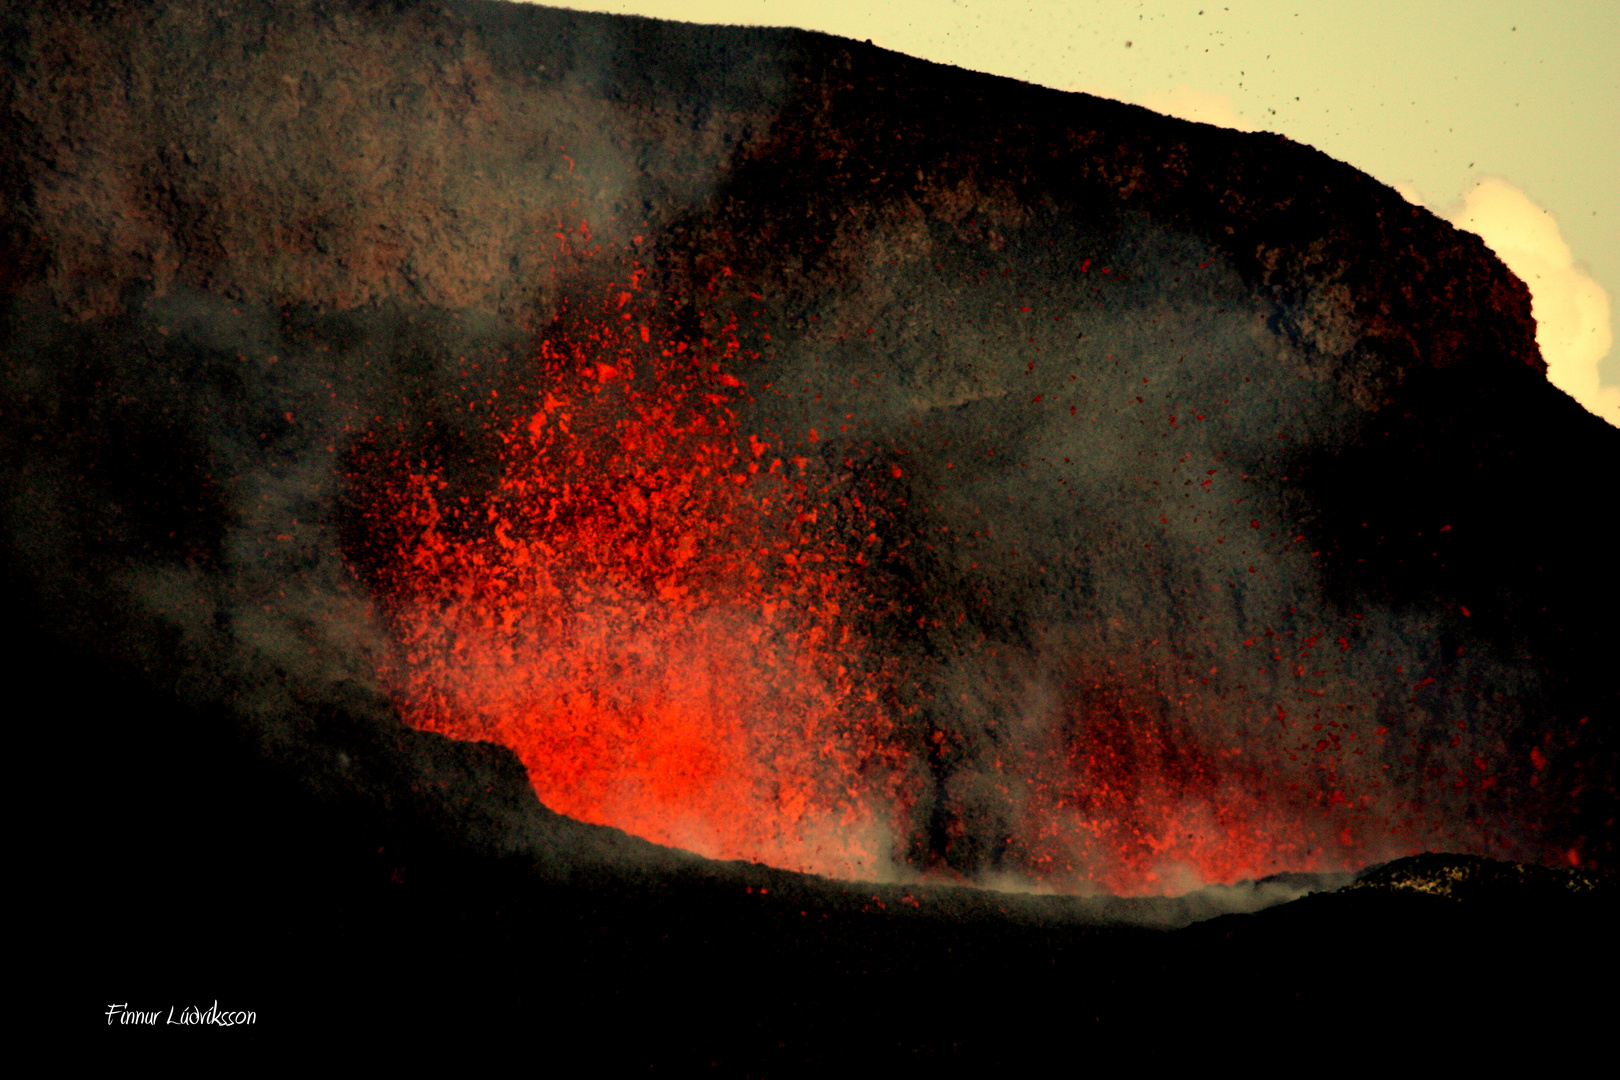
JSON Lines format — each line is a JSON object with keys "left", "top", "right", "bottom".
{"left": 5, "top": 0, "right": 1613, "bottom": 1059}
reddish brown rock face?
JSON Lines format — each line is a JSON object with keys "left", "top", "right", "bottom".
{"left": 3, "top": 0, "right": 1612, "bottom": 899}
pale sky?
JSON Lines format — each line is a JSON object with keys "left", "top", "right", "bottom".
{"left": 523, "top": 0, "right": 1618, "bottom": 423}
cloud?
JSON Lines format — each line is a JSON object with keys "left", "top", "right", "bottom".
{"left": 1446, "top": 178, "right": 1617, "bottom": 428}
{"left": 1135, "top": 87, "right": 1253, "bottom": 131}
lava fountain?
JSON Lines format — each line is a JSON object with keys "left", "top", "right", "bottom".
{"left": 347, "top": 243, "right": 1504, "bottom": 894}
{"left": 350, "top": 257, "right": 918, "bottom": 880}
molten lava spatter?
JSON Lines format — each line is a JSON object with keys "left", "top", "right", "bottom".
{"left": 362, "top": 268, "right": 913, "bottom": 879}
{"left": 1009, "top": 662, "right": 1401, "bottom": 894}
{"left": 352, "top": 253, "right": 1477, "bottom": 894}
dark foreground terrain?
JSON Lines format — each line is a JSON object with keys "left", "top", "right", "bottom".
{"left": 65, "top": 621, "right": 1613, "bottom": 1061}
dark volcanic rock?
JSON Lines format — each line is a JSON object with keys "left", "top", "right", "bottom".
{"left": 1349, "top": 851, "right": 1603, "bottom": 902}
{"left": 3, "top": 0, "right": 1615, "bottom": 1057}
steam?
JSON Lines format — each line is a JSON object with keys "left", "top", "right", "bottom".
{"left": 742, "top": 207, "right": 1548, "bottom": 890}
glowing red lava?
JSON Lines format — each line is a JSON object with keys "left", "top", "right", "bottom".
{"left": 355, "top": 252, "right": 1452, "bottom": 894}
{"left": 1004, "top": 662, "right": 1405, "bottom": 894}
{"left": 361, "top": 266, "right": 912, "bottom": 879}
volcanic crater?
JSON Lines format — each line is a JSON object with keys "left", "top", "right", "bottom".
{"left": 5, "top": 0, "right": 1613, "bottom": 1059}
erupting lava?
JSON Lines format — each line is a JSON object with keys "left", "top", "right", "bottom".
{"left": 356, "top": 264, "right": 914, "bottom": 879}
{"left": 1007, "top": 660, "right": 1410, "bottom": 894}
{"left": 350, "top": 251, "right": 1445, "bottom": 893}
